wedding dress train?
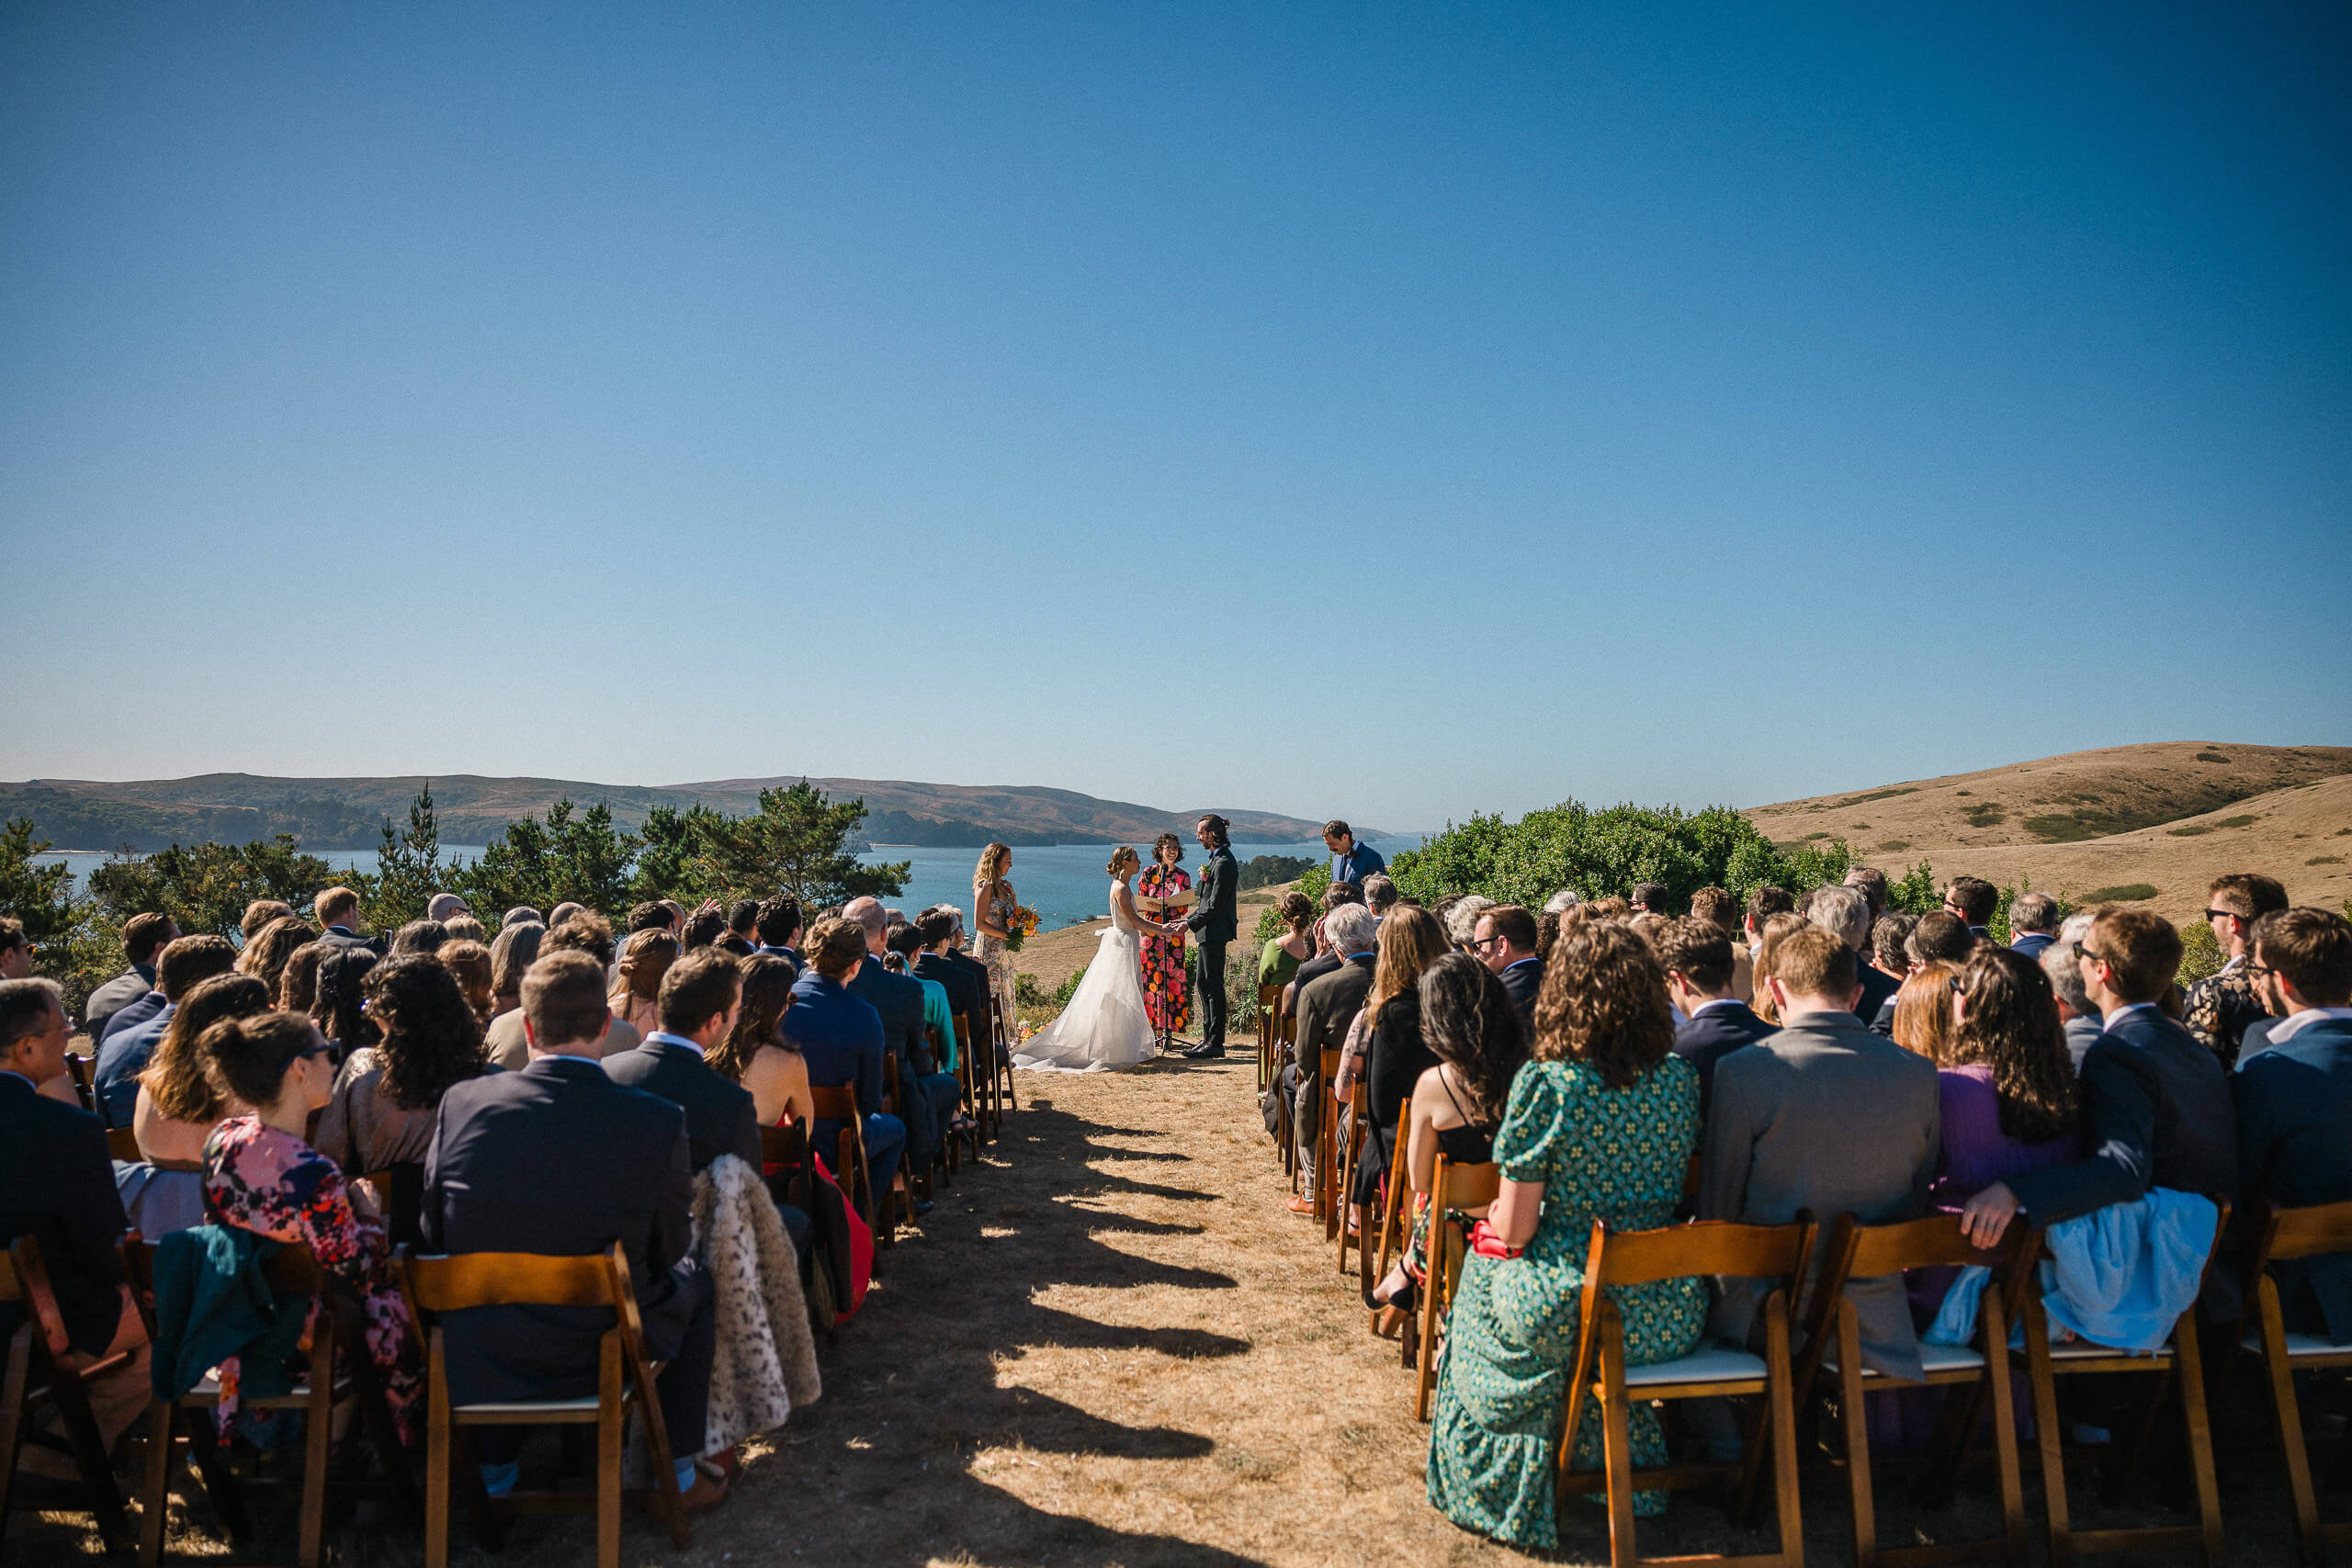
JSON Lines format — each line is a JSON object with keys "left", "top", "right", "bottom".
{"left": 1010, "top": 880, "right": 1157, "bottom": 1073}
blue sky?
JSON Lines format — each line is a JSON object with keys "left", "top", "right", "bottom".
{"left": 3, "top": 2, "right": 2346, "bottom": 831}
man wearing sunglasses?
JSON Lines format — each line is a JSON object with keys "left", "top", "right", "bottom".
{"left": 2184, "top": 873, "right": 2290, "bottom": 1067}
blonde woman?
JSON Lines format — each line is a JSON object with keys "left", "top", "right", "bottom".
{"left": 971, "top": 842, "right": 1021, "bottom": 1044}
{"left": 1891, "top": 960, "right": 1964, "bottom": 1063}
{"left": 1010, "top": 847, "right": 1182, "bottom": 1072}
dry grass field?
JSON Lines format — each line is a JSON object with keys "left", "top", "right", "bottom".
{"left": 15, "top": 1055, "right": 2323, "bottom": 1567}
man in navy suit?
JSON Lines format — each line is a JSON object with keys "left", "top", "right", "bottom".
{"left": 1472, "top": 905, "right": 1544, "bottom": 1042}
{"left": 423, "top": 950, "right": 727, "bottom": 1510}
{"left": 1943, "top": 875, "right": 1999, "bottom": 942}
{"left": 93, "top": 934, "right": 236, "bottom": 1125}
{"left": 2008, "top": 892, "right": 2062, "bottom": 962}
{"left": 1659, "top": 919, "right": 1776, "bottom": 1116}
{"left": 1807, "top": 885, "right": 1900, "bottom": 1025}
{"left": 752, "top": 895, "right": 804, "bottom": 976}
{"left": 602, "top": 948, "right": 762, "bottom": 1174}
{"left": 2233, "top": 908, "right": 2352, "bottom": 1339}
{"left": 313, "top": 886, "right": 385, "bottom": 954}
{"left": 1871, "top": 912, "right": 1975, "bottom": 1035}
{"left": 784, "top": 919, "right": 907, "bottom": 1199}
{"left": 1962, "top": 911, "right": 2240, "bottom": 1314}
{"left": 844, "top": 897, "right": 956, "bottom": 1209}
{"left": 1323, "top": 819, "right": 1385, "bottom": 888}
{"left": 82, "top": 912, "right": 175, "bottom": 1054}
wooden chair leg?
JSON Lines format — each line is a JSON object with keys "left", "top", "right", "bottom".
{"left": 2259, "top": 1295, "right": 2324, "bottom": 1567}
{"left": 1598, "top": 1314, "right": 1640, "bottom": 1568}
{"left": 1414, "top": 1225, "right": 1443, "bottom": 1422}
{"left": 43, "top": 1343, "right": 132, "bottom": 1552}
{"left": 425, "top": 1338, "right": 452, "bottom": 1568}
{"left": 1764, "top": 1293, "right": 1805, "bottom": 1568}
{"left": 596, "top": 1339, "right": 623, "bottom": 1568}
{"left": 136, "top": 1398, "right": 174, "bottom": 1568}
{"left": 0, "top": 1326, "right": 28, "bottom": 1561}
{"left": 2172, "top": 1315, "right": 2225, "bottom": 1568}
{"left": 1980, "top": 1293, "right": 2028, "bottom": 1568}
{"left": 2022, "top": 1298, "right": 2073, "bottom": 1568}
{"left": 1838, "top": 1302, "right": 1878, "bottom": 1568}
{"left": 295, "top": 1329, "right": 334, "bottom": 1568}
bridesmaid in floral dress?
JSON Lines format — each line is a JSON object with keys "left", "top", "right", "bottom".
{"left": 1136, "top": 833, "right": 1193, "bottom": 1051}
{"left": 971, "top": 842, "right": 1021, "bottom": 1052}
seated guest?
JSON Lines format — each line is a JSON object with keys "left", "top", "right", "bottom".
{"left": 422, "top": 951, "right": 726, "bottom": 1509}
{"left": 198, "top": 1011, "right": 423, "bottom": 1444}
{"left": 1808, "top": 884, "right": 1899, "bottom": 1023}
{"left": 425, "top": 893, "right": 469, "bottom": 925}
{"left": 1890, "top": 961, "right": 1963, "bottom": 1062}
{"left": 546, "top": 900, "right": 584, "bottom": 931}
{"left": 1961, "top": 911, "right": 2240, "bottom": 1317}
{"left": 844, "top": 897, "right": 956, "bottom": 1208}
{"left": 128, "top": 974, "right": 276, "bottom": 1235}
{"left": 1746, "top": 912, "right": 1810, "bottom": 1027}
{"left": 752, "top": 896, "right": 805, "bottom": 972}
{"left": 1916, "top": 947, "right": 2079, "bottom": 1313}
{"left": 609, "top": 929, "right": 681, "bottom": 1037}
{"left": 1427, "top": 925, "right": 1704, "bottom": 1546}
{"left": 95, "top": 933, "right": 237, "bottom": 1125}
{"left": 485, "top": 919, "right": 544, "bottom": 1021}
{"left": 1660, "top": 917, "right": 1773, "bottom": 1115}
{"left": 1742, "top": 885, "right": 1796, "bottom": 952}
{"left": 1871, "top": 914, "right": 1917, "bottom": 989}
{"left": 628, "top": 901, "right": 678, "bottom": 939}
{"left": 887, "top": 920, "right": 964, "bottom": 1079}
{"left": 436, "top": 938, "right": 495, "bottom": 1025}
{"left": 388, "top": 919, "right": 448, "bottom": 958}
{"left": 1687, "top": 886, "right": 1749, "bottom": 999}
{"left": 277, "top": 941, "right": 330, "bottom": 1017}
{"left": 2008, "top": 892, "right": 2063, "bottom": 960}
{"left": 605, "top": 949, "right": 763, "bottom": 1175}
{"left": 2041, "top": 914, "right": 2104, "bottom": 1067}
{"left": 315, "top": 956, "right": 490, "bottom": 1202}
{"left": 1703, "top": 927, "right": 1939, "bottom": 1380}
{"left": 712, "top": 955, "right": 816, "bottom": 1135}
{"left": 1944, "top": 876, "right": 1999, "bottom": 940}
{"left": 2188, "top": 872, "right": 2292, "bottom": 1066}
{"left": 84, "top": 912, "right": 176, "bottom": 1055}
{"left": 1442, "top": 894, "right": 1496, "bottom": 953}
{"left": 441, "top": 914, "right": 487, "bottom": 944}
{"left": 1283, "top": 903, "right": 1378, "bottom": 1213}
{"left": 235, "top": 916, "right": 315, "bottom": 997}
{"left": 1843, "top": 866, "right": 1891, "bottom": 925}
{"left": 310, "top": 946, "right": 379, "bottom": 1058}
{"left": 1280, "top": 918, "right": 1338, "bottom": 1021}
{"left": 682, "top": 905, "right": 727, "bottom": 952}
{"left": 312, "top": 886, "right": 383, "bottom": 954}
{"left": 0, "top": 978, "right": 153, "bottom": 1472}
{"left": 1473, "top": 905, "right": 1544, "bottom": 1041}
{"left": 1871, "top": 911, "right": 1976, "bottom": 1034}
{"left": 726, "top": 898, "right": 760, "bottom": 951}
{"left": 502, "top": 906, "right": 544, "bottom": 929}
{"left": 2232, "top": 908, "right": 2352, "bottom": 1338}
{"left": 234, "top": 900, "right": 292, "bottom": 942}
{"left": 911, "top": 909, "right": 984, "bottom": 1055}
{"left": 1351, "top": 907, "right": 1450, "bottom": 1237}
{"left": 1261, "top": 893, "right": 1317, "bottom": 991}
{"left": 1362, "top": 873, "right": 1399, "bottom": 920}
{"left": 483, "top": 913, "right": 640, "bottom": 1067}
{"left": 938, "top": 907, "right": 998, "bottom": 1055}
{"left": 1628, "top": 881, "right": 1672, "bottom": 917}
{"left": 785, "top": 919, "right": 908, "bottom": 1202}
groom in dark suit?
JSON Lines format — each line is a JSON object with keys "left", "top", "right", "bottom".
{"left": 1181, "top": 815, "right": 1238, "bottom": 1059}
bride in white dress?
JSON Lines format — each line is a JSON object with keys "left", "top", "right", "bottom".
{"left": 1012, "top": 846, "right": 1183, "bottom": 1073}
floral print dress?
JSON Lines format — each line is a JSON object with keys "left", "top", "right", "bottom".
{"left": 1136, "top": 863, "right": 1193, "bottom": 1034}
{"left": 1426, "top": 1055, "right": 1704, "bottom": 1550}
{"left": 974, "top": 881, "right": 1020, "bottom": 1049}
{"left": 201, "top": 1117, "right": 424, "bottom": 1445}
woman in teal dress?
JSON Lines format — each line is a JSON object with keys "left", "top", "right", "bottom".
{"left": 1427, "top": 922, "right": 1706, "bottom": 1551}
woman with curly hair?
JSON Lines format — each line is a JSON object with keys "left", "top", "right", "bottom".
{"left": 234, "top": 915, "right": 316, "bottom": 996}
{"left": 1427, "top": 923, "right": 1705, "bottom": 1550}
{"left": 1136, "top": 832, "right": 1193, "bottom": 1050}
{"left": 608, "top": 929, "right": 679, "bottom": 1037}
{"left": 1257, "top": 890, "right": 1316, "bottom": 993}
{"left": 277, "top": 940, "right": 331, "bottom": 1016}
{"left": 1931, "top": 946, "right": 2079, "bottom": 1225}
{"left": 126, "top": 973, "right": 275, "bottom": 1235}
{"left": 314, "top": 956, "right": 488, "bottom": 1198}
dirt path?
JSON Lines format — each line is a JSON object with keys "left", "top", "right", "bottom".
{"left": 20, "top": 1054, "right": 2309, "bottom": 1565}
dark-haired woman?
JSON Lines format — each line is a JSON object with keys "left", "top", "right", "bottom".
{"left": 486, "top": 920, "right": 543, "bottom": 1021}
{"left": 1349, "top": 908, "right": 1450, "bottom": 1297}
{"left": 278, "top": 940, "right": 331, "bottom": 1016}
{"left": 310, "top": 946, "right": 379, "bottom": 1059}
{"left": 1137, "top": 833, "right": 1193, "bottom": 1050}
{"left": 315, "top": 957, "right": 490, "bottom": 1219}
{"left": 199, "top": 1012, "right": 422, "bottom": 1444}
{"left": 1258, "top": 891, "right": 1316, "bottom": 994}
{"left": 1427, "top": 925, "right": 1705, "bottom": 1550}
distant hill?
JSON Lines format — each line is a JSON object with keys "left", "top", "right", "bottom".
{"left": 1745, "top": 741, "right": 2352, "bottom": 920}
{"left": 0, "top": 772, "right": 1351, "bottom": 853}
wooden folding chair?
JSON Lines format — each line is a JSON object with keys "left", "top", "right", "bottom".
{"left": 0, "top": 1236, "right": 137, "bottom": 1556}
{"left": 1256, "top": 985, "right": 1283, "bottom": 1090}
{"left": 951, "top": 1012, "right": 982, "bottom": 1148}
{"left": 63, "top": 1053, "right": 102, "bottom": 1121}
{"left": 989, "top": 994, "right": 1017, "bottom": 1122}
{"left": 2019, "top": 1204, "right": 2229, "bottom": 1568}
{"left": 1337, "top": 1079, "right": 1369, "bottom": 1276}
{"left": 926, "top": 1024, "right": 961, "bottom": 1184}
{"left": 1315, "top": 1048, "right": 1341, "bottom": 1235}
{"left": 357, "top": 1161, "right": 427, "bottom": 1249}
{"left": 124, "top": 1237, "right": 415, "bottom": 1568}
{"left": 107, "top": 1126, "right": 143, "bottom": 1163}
{"left": 757, "top": 1121, "right": 836, "bottom": 1337}
{"left": 882, "top": 1054, "right": 927, "bottom": 1205}
{"left": 1555, "top": 1216, "right": 1819, "bottom": 1568}
{"left": 808, "top": 1083, "right": 885, "bottom": 1246}
{"left": 397, "top": 1244, "right": 687, "bottom": 1568}
{"left": 1415, "top": 1155, "right": 1503, "bottom": 1421}
{"left": 2242, "top": 1197, "right": 2352, "bottom": 1567}
{"left": 1806, "top": 1213, "right": 2034, "bottom": 1567}
{"left": 1372, "top": 1098, "right": 1414, "bottom": 1338}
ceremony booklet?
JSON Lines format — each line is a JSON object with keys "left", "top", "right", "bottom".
{"left": 1135, "top": 891, "right": 1196, "bottom": 917}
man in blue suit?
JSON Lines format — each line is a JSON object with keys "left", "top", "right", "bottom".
{"left": 1323, "top": 819, "right": 1385, "bottom": 888}
{"left": 1962, "top": 910, "right": 2240, "bottom": 1314}
{"left": 2009, "top": 891, "right": 2062, "bottom": 961}
{"left": 783, "top": 918, "right": 907, "bottom": 1200}
{"left": 2233, "top": 907, "right": 2352, "bottom": 1339}
{"left": 1659, "top": 918, "right": 1775, "bottom": 1116}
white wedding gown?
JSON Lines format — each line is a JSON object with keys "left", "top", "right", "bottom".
{"left": 1010, "top": 879, "right": 1157, "bottom": 1073}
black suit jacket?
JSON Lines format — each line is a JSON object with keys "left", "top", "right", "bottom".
{"left": 948, "top": 949, "right": 995, "bottom": 1032}
{"left": 0, "top": 1073, "right": 130, "bottom": 1355}
{"left": 1497, "top": 956, "right": 1544, "bottom": 1043}
{"left": 1186, "top": 848, "right": 1238, "bottom": 942}
{"left": 1672, "top": 1000, "right": 1777, "bottom": 1117}
{"left": 601, "top": 1038, "right": 762, "bottom": 1174}
{"left": 2234, "top": 1018, "right": 2352, "bottom": 1340}
{"left": 421, "top": 1055, "right": 698, "bottom": 1404}
{"left": 2007, "top": 1006, "right": 2240, "bottom": 1314}
{"left": 848, "top": 956, "right": 935, "bottom": 1076}
{"left": 1856, "top": 961, "right": 1902, "bottom": 1027}
{"left": 912, "top": 953, "right": 983, "bottom": 1043}
{"left": 318, "top": 926, "right": 386, "bottom": 955}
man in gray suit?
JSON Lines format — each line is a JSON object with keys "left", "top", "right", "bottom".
{"left": 1283, "top": 902, "right": 1379, "bottom": 1213}
{"left": 1701, "top": 926, "right": 1939, "bottom": 1379}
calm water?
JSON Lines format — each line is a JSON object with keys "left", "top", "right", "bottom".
{"left": 31, "top": 836, "right": 1422, "bottom": 933}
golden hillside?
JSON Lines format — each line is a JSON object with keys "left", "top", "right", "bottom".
{"left": 1747, "top": 742, "right": 2352, "bottom": 920}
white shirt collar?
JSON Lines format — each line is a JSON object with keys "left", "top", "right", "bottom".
{"left": 1692, "top": 997, "right": 1747, "bottom": 1016}
{"left": 2272, "top": 1007, "right": 2352, "bottom": 1044}
{"left": 2102, "top": 1000, "right": 2161, "bottom": 1025}
{"left": 644, "top": 1031, "right": 706, "bottom": 1060}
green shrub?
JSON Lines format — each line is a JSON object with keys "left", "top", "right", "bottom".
{"left": 1387, "top": 799, "right": 1833, "bottom": 910}
{"left": 2080, "top": 883, "right": 2158, "bottom": 904}
{"left": 2308, "top": 855, "right": 2345, "bottom": 867}
{"left": 1238, "top": 854, "right": 1313, "bottom": 891}
{"left": 2177, "top": 920, "right": 2224, "bottom": 987}
{"left": 2196, "top": 750, "right": 2230, "bottom": 763}
{"left": 1964, "top": 803, "right": 2008, "bottom": 829}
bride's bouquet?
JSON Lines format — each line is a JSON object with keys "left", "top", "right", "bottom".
{"left": 1004, "top": 904, "right": 1040, "bottom": 952}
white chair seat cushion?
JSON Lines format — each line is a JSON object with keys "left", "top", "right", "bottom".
{"left": 452, "top": 1395, "right": 603, "bottom": 1415}
{"left": 1822, "top": 1341, "right": 1986, "bottom": 1377}
{"left": 2050, "top": 1337, "right": 2165, "bottom": 1360}
{"left": 1623, "top": 1344, "right": 1768, "bottom": 1387}
{"left": 2242, "top": 1328, "right": 2352, "bottom": 1359}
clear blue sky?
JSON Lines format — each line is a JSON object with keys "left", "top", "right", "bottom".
{"left": 4, "top": 3, "right": 2346, "bottom": 831}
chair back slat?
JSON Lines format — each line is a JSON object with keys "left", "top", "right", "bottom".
{"left": 1434, "top": 1157, "right": 1502, "bottom": 1212}
{"left": 0, "top": 1247, "right": 20, "bottom": 1305}
{"left": 106, "top": 1126, "right": 141, "bottom": 1163}
{"left": 2260, "top": 1197, "right": 2352, "bottom": 1264}
{"left": 1591, "top": 1216, "right": 1813, "bottom": 1287}
{"left": 760, "top": 1121, "right": 808, "bottom": 1167}
{"left": 1841, "top": 1211, "right": 2013, "bottom": 1277}
{"left": 808, "top": 1084, "right": 859, "bottom": 1122}
{"left": 7, "top": 1236, "right": 76, "bottom": 1355}
{"left": 399, "top": 1246, "right": 620, "bottom": 1313}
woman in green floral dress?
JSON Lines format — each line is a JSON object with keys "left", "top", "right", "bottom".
{"left": 1426, "top": 923, "right": 1706, "bottom": 1551}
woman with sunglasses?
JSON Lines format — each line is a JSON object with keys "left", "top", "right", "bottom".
{"left": 198, "top": 1010, "right": 423, "bottom": 1446}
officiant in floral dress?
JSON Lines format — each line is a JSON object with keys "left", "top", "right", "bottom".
{"left": 1137, "top": 834, "right": 1193, "bottom": 1049}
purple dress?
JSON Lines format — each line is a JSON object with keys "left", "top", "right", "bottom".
{"left": 1911, "top": 1064, "right": 2077, "bottom": 1319}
